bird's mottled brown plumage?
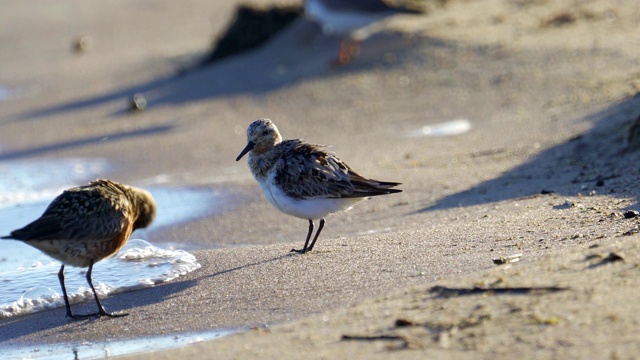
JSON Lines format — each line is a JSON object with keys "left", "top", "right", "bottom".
{"left": 273, "top": 139, "right": 401, "bottom": 200}
{"left": 4, "top": 179, "right": 156, "bottom": 267}
{"left": 238, "top": 119, "right": 401, "bottom": 200}
{"left": 236, "top": 118, "right": 401, "bottom": 253}
{"left": 2, "top": 179, "right": 156, "bottom": 319}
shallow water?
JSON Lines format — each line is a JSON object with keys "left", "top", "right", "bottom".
{"left": 0, "top": 158, "right": 230, "bottom": 318}
{"left": 0, "top": 158, "right": 110, "bottom": 206}
{"left": 0, "top": 239, "right": 201, "bottom": 318}
{"left": 0, "top": 328, "right": 238, "bottom": 359}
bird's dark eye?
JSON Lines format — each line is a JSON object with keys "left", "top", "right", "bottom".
{"left": 262, "top": 130, "right": 269, "bottom": 136}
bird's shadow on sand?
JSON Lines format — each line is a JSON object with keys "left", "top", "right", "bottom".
{"left": 3, "top": 19, "right": 437, "bottom": 124}
{"left": 417, "top": 92, "right": 640, "bottom": 213}
{"left": 202, "top": 252, "right": 295, "bottom": 279}
{"left": 0, "top": 252, "right": 292, "bottom": 343}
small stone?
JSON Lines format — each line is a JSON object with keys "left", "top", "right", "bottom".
{"left": 395, "top": 318, "right": 416, "bottom": 327}
{"left": 129, "top": 93, "right": 147, "bottom": 112}
{"left": 596, "top": 179, "right": 604, "bottom": 187}
{"left": 73, "top": 35, "right": 93, "bottom": 53}
{"left": 623, "top": 210, "right": 639, "bottom": 219}
{"left": 493, "top": 253, "right": 522, "bottom": 265}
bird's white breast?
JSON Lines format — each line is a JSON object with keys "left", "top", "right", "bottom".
{"left": 259, "top": 170, "right": 363, "bottom": 220}
{"left": 305, "top": 0, "right": 385, "bottom": 36}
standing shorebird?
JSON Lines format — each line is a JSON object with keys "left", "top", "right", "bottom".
{"left": 236, "top": 118, "right": 402, "bottom": 254}
{"left": 304, "top": 0, "right": 424, "bottom": 64}
{"left": 1, "top": 179, "right": 156, "bottom": 319}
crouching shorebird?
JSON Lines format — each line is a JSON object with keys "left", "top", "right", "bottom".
{"left": 236, "top": 118, "right": 402, "bottom": 254}
{"left": 304, "top": 0, "right": 424, "bottom": 64}
{"left": 1, "top": 179, "right": 156, "bottom": 319}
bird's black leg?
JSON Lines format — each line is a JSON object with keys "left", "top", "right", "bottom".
{"left": 306, "top": 218, "right": 325, "bottom": 252}
{"left": 59, "top": 265, "right": 95, "bottom": 319}
{"left": 59, "top": 265, "right": 80, "bottom": 319}
{"left": 291, "top": 219, "right": 314, "bottom": 254}
{"left": 85, "top": 259, "right": 128, "bottom": 318}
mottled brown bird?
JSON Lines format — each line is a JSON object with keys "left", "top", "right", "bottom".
{"left": 1, "top": 179, "right": 156, "bottom": 319}
{"left": 236, "top": 119, "right": 402, "bottom": 254}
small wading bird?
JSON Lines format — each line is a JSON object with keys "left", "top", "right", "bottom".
{"left": 304, "top": 0, "right": 424, "bottom": 64}
{"left": 236, "top": 118, "right": 402, "bottom": 254}
{"left": 2, "top": 179, "right": 156, "bottom": 319}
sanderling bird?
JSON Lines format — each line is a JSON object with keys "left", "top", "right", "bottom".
{"left": 304, "top": 0, "right": 424, "bottom": 64}
{"left": 2, "top": 179, "right": 156, "bottom": 319}
{"left": 236, "top": 118, "right": 402, "bottom": 254}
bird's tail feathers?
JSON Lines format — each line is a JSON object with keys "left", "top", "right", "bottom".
{"left": 375, "top": 181, "right": 402, "bottom": 189}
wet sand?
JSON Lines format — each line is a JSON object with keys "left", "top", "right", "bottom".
{"left": 1, "top": 0, "right": 640, "bottom": 358}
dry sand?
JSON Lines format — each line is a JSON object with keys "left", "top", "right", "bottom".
{"left": 1, "top": 0, "right": 640, "bottom": 359}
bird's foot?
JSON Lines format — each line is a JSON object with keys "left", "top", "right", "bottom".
{"left": 66, "top": 312, "right": 93, "bottom": 320}
{"left": 329, "top": 58, "right": 348, "bottom": 68}
{"left": 67, "top": 311, "right": 100, "bottom": 320}
{"left": 290, "top": 248, "right": 307, "bottom": 254}
{"left": 66, "top": 310, "right": 128, "bottom": 320}
{"left": 99, "top": 310, "right": 129, "bottom": 318}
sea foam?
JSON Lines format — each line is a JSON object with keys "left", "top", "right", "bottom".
{"left": 0, "top": 239, "right": 200, "bottom": 318}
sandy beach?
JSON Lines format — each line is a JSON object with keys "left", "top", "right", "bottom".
{"left": 1, "top": 0, "right": 640, "bottom": 358}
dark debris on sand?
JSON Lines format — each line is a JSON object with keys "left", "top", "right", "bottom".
{"left": 199, "top": 4, "right": 302, "bottom": 66}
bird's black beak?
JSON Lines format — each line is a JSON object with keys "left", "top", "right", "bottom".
{"left": 236, "top": 141, "right": 256, "bottom": 161}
